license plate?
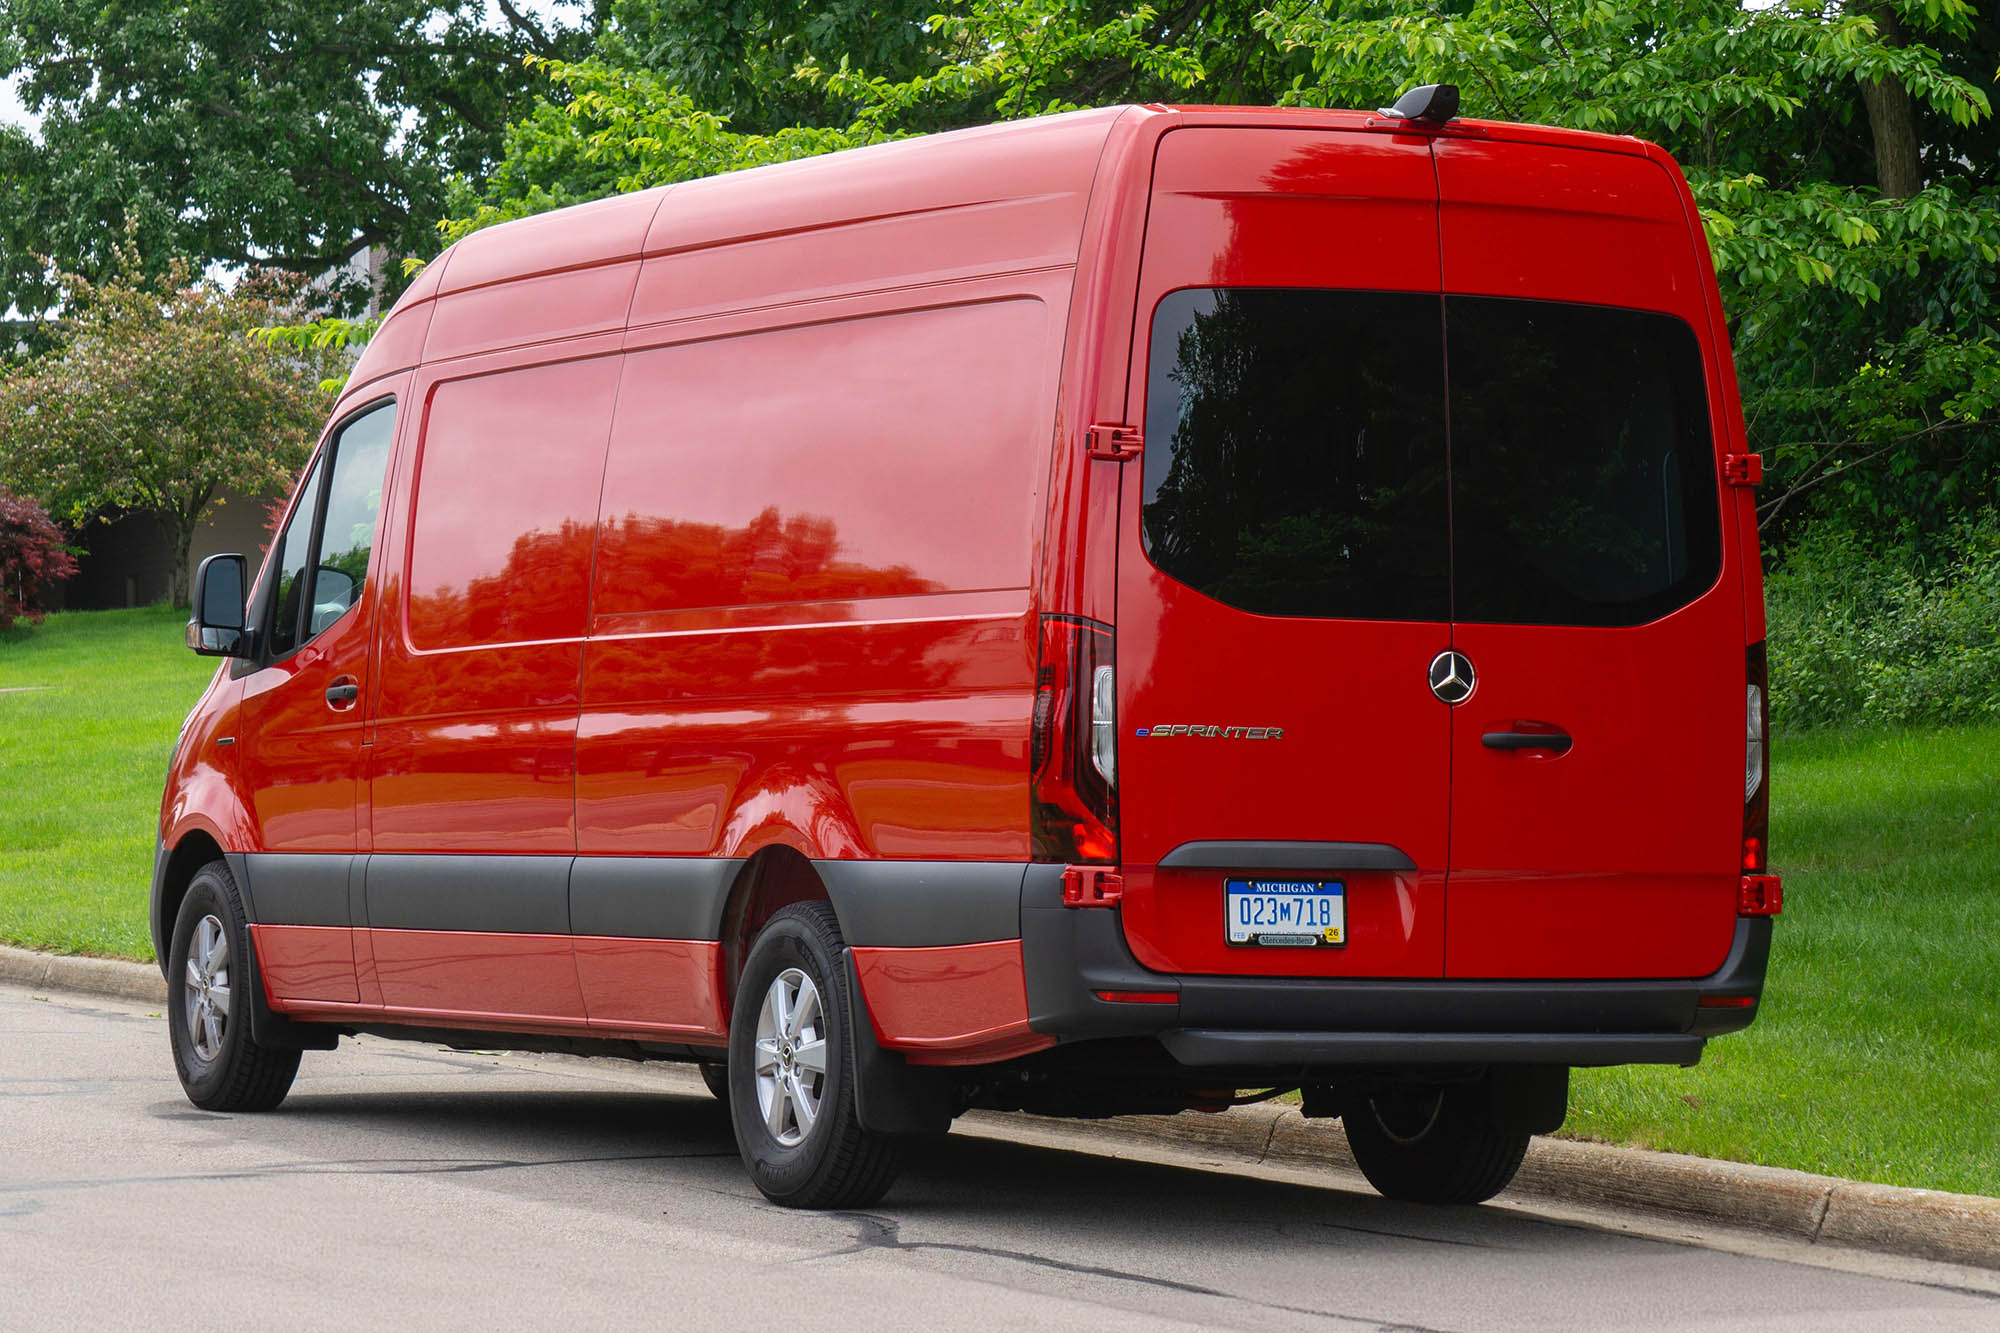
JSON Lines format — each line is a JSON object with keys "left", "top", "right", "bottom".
{"left": 1225, "top": 879, "right": 1345, "bottom": 947}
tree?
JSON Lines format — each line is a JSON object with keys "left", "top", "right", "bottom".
{"left": 0, "top": 0, "right": 604, "bottom": 322}
{"left": 0, "top": 487, "right": 76, "bottom": 627}
{"left": 0, "top": 238, "right": 341, "bottom": 606}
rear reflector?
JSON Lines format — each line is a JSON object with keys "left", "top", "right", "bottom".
{"left": 1738, "top": 874, "right": 1783, "bottom": 916}
{"left": 1093, "top": 989, "right": 1178, "bottom": 1005}
{"left": 1698, "top": 994, "right": 1757, "bottom": 1009}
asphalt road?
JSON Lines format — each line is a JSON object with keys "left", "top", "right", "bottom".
{"left": 5, "top": 980, "right": 1997, "bottom": 1331}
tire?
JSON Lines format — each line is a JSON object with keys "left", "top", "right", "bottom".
{"left": 167, "top": 859, "right": 302, "bottom": 1112}
{"left": 699, "top": 1061, "right": 730, "bottom": 1102}
{"left": 727, "top": 902, "right": 899, "bottom": 1208}
{"left": 1340, "top": 1079, "right": 1530, "bottom": 1205}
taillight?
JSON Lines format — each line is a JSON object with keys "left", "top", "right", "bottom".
{"left": 1031, "top": 616, "right": 1117, "bottom": 862}
{"left": 1743, "top": 641, "right": 1770, "bottom": 873}
{"left": 1740, "top": 641, "right": 1780, "bottom": 916}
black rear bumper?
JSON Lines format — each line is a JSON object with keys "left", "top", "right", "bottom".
{"left": 1019, "top": 865, "right": 1770, "bottom": 1072}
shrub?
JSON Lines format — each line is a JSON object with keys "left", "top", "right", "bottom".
{"left": 1767, "top": 514, "right": 2000, "bottom": 731}
{"left": 0, "top": 488, "right": 79, "bottom": 628}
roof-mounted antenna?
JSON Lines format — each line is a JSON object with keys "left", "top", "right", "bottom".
{"left": 1377, "top": 83, "right": 1460, "bottom": 126}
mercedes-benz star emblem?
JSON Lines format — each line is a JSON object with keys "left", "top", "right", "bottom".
{"left": 1428, "top": 650, "right": 1475, "bottom": 705}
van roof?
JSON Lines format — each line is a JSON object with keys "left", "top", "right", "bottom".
{"left": 412, "top": 105, "right": 1657, "bottom": 301}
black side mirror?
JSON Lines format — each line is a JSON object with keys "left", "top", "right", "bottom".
{"left": 186, "top": 553, "right": 250, "bottom": 657}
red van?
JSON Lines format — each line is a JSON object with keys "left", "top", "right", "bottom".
{"left": 160, "top": 93, "right": 1781, "bottom": 1209}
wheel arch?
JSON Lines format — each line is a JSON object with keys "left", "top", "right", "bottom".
{"left": 152, "top": 827, "right": 233, "bottom": 980}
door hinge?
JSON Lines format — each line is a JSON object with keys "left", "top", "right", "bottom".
{"left": 1722, "top": 453, "right": 1764, "bottom": 486}
{"left": 1086, "top": 423, "right": 1143, "bottom": 462}
{"left": 1061, "top": 865, "right": 1125, "bottom": 907}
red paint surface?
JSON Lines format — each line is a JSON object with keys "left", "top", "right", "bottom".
{"left": 852, "top": 940, "right": 1049, "bottom": 1063}
{"left": 1435, "top": 137, "right": 1744, "bottom": 979}
{"left": 368, "top": 929, "right": 587, "bottom": 1020}
{"left": 573, "top": 937, "right": 728, "bottom": 1041}
{"left": 250, "top": 924, "right": 358, "bottom": 1004}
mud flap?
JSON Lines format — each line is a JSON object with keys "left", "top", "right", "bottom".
{"left": 842, "top": 950, "right": 953, "bottom": 1136}
{"left": 1491, "top": 1064, "right": 1569, "bottom": 1136}
{"left": 242, "top": 934, "right": 340, "bottom": 1052}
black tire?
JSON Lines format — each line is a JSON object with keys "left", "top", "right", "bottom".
{"left": 699, "top": 1061, "right": 730, "bottom": 1102}
{"left": 1340, "top": 1080, "right": 1530, "bottom": 1205}
{"left": 167, "top": 860, "right": 302, "bottom": 1112}
{"left": 727, "top": 902, "right": 899, "bottom": 1208}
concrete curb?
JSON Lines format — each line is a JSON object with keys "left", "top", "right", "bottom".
{"left": 7, "top": 943, "right": 1994, "bottom": 1271}
{"left": 0, "top": 943, "right": 167, "bottom": 1005}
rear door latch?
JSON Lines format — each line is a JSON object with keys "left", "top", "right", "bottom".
{"left": 1086, "top": 424, "right": 1143, "bottom": 462}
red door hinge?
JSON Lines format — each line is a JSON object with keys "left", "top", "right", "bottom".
{"left": 1723, "top": 453, "right": 1764, "bottom": 486}
{"left": 1061, "top": 866, "right": 1125, "bottom": 907}
{"left": 1086, "top": 424, "right": 1143, "bottom": 461}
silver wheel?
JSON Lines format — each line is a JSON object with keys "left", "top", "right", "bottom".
{"left": 753, "top": 966, "right": 828, "bottom": 1147}
{"left": 182, "top": 912, "right": 232, "bottom": 1062}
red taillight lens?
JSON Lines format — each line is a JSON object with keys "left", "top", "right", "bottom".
{"left": 1031, "top": 616, "right": 1117, "bottom": 862}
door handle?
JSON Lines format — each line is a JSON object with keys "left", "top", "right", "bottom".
{"left": 325, "top": 678, "right": 360, "bottom": 708}
{"left": 1482, "top": 726, "right": 1572, "bottom": 755}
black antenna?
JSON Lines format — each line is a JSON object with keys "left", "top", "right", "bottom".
{"left": 1376, "top": 83, "right": 1460, "bottom": 125}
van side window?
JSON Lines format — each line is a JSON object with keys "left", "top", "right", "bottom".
{"left": 265, "top": 453, "right": 327, "bottom": 660}
{"left": 1141, "top": 288, "right": 1450, "bottom": 622}
{"left": 310, "top": 404, "right": 396, "bottom": 637}
{"left": 1447, "top": 297, "right": 1721, "bottom": 627}
{"left": 264, "top": 401, "right": 396, "bottom": 659}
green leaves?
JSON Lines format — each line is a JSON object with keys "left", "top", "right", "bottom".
{"left": 0, "top": 233, "right": 343, "bottom": 604}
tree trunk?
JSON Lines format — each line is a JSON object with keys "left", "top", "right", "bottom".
{"left": 1859, "top": 3, "right": 1923, "bottom": 198}
{"left": 159, "top": 511, "right": 195, "bottom": 609}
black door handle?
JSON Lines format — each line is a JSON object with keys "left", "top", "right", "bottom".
{"left": 1482, "top": 727, "right": 1572, "bottom": 754}
{"left": 325, "top": 681, "right": 360, "bottom": 706}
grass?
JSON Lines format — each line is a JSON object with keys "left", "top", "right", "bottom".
{"left": 2, "top": 608, "right": 1995, "bottom": 1195}
{"left": 0, "top": 605, "right": 214, "bottom": 958}
{"left": 1566, "top": 724, "right": 2000, "bottom": 1197}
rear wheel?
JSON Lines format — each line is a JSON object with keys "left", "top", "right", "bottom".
{"left": 167, "top": 860, "right": 301, "bottom": 1111}
{"left": 726, "top": 902, "right": 898, "bottom": 1208}
{"left": 1341, "top": 1080, "right": 1530, "bottom": 1205}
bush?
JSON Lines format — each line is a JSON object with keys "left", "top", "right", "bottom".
{"left": 0, "top": 488, "right": 79, "bottom": 629}
{"left": 1767, "top": 514, "right": 2000, "bottom": 731}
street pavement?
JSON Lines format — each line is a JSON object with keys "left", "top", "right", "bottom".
{"left": 4, "top": 980, "right": 1996, "bottom": 1330}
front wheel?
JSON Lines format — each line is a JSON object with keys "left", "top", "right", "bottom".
{"left": 727, "top": 902, "right": 899, "bottom": 1208}
{"left": 1340, "top": 1080, "right": 1530, "bottom": 1205}
{"left": 167, "top": 860, "right": 301, "bottom": 1111}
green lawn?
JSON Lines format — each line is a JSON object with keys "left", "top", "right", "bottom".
{"left": 2, "top": 608, "right": 1995, "bottom": 1195}
{"left": 1567, "top": 724, "right": 2000, "bottom": 1197}
{"left": 0, "top": 605, "right": 214, "bottom": 958}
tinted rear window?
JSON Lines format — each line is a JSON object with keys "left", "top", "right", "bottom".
{"left": 1138, "top": 289, "right": 1722, "bottom": 628}
{"left": 1141, "top": 288, "right": 1449, "bottom": 622}
{"left": 1447, "top": 296, "right": 1721, "bottom": 627}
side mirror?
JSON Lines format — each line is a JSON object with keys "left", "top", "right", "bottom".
{"left": 186, "top": 553, "right": 250, "bottom": 657}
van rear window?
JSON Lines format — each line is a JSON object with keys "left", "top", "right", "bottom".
{"left": 1446, "top": 296, "right": 1721, "bottom": 627}
{"left": 1141, "top": 289, "right": 1722, "bottom": 628}
{"left": 1141, "top": 288, "right": 1450, "bottom": 622}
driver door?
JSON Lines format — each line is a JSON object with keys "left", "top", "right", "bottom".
{"left": 237, "top": 395, "right": 401, "bottom": 1002}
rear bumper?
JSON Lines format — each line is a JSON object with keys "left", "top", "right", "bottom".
{"left": 1020, "top": 865, "right": 1770, "bottom": 1071}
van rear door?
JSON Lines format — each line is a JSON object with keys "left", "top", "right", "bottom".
{"left": 1112, "top": 128, "right": 1451, "bottom": 979}
{"left": 1435, "top": 138, "right": 1745, "bottom": 979}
